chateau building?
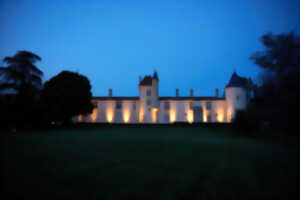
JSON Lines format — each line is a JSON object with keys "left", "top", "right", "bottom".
{"left": 77, "top": 72, "right": 250, "bottom": 123}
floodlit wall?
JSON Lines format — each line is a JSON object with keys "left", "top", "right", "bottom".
{"left": 77, "top": 100, "right": 139, "bottom": 123}
{"left": 77, "top": 100, "right": 228, "bottom": 123}
{"left": 158, "top": 100, "right": 225, "bottom": 123}
{"left": 201, "top": 100, "right": 227, "bottom": 123}
{"left": 74, "top": 73, "right": 250, "bottom": 124}
{"left": 77, "top": 99, "right": 228, "bottom": 124}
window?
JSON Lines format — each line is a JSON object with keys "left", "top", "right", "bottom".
{"left": 207, "top": 114, "right": 212, "bottom": 122}
{"left": 146, "top": 89, "right": 151, "bottom": 96}
{"left": 164, "top": 113, "right": 170, "bottom": 121}
{"left": 189, "top": 101, "right": 194, "bottom": 109}
{"left": 147, "top": 99, "right": 152, "bottom": 106}
{"left": 164, "top": 101, "right": 170, "bottom": 110}
{"left": 132, "top": 102, "right": 136, "bottom": 110}
{"left": 236, "top": 96, "right": 240, "bottom": 101}
{"left": 116, "top": 101, "right": 122, "bottom": 109}
{"left": 206, "top": 102, "right": 212, "bottom": 110}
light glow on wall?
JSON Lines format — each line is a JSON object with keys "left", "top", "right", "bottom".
{"left": 139, "top": 108, "right": 144, "bottom": 122}
{"left": 187, "top": 110, "right": 193, "bottom": 123}
{"left": 78, "top": 114, "right": 83, "bottom": 122}
{"left": 217, "top": 112, "right": 224, "bottom": 122}
{"left": 106, "top": 108, "right": 114, "bottom": 123}
{"left": 203, "top": 112, "right": 207, "bottom": 122}
{"left": 170, "top": 109, "right": 176, "bottom": 123}
{"left": 203, "top": 109, "right": 207, "bottom": 122}
{"left": 90, "top": 108, "right": 98, "bottom": 122}
{"left": 152, "top": 108, "right": 158, "bottom": 123}
{"left": 123, "top": 109, "right": 130, "bottom": 123}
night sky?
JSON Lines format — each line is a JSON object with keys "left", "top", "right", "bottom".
{"left": 1, "top": 0, "right": 299, "bottom": 97}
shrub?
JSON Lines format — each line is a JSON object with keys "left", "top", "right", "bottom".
{"left": 233, "top": 110, "right": 260, "bottom": 135}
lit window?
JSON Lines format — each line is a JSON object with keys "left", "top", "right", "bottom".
{"left": 164, "top": 101, "right": 170, "bottom": 110}
{"left": 206, "top": 102, "right": 212, "bottom": 110}
{"left": 116, "top": 101, "right": 122, "bottom": 109}
{"left": 146, "top": 89, "right": 151, "bottom": 96}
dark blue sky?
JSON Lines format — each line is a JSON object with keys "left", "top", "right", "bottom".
{"left": 1, "top": 0, "right": 299, "bottom": 97}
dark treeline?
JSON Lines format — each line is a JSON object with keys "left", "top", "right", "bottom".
{"left": 235, "top": 32, "right": 300, "bottom": 136}
{"left": 0, "top": 51, "right": 93, "bottom": 131}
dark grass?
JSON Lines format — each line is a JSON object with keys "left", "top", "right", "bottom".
{"left": 2, "top": 125, "right": 300, "bottom": 200}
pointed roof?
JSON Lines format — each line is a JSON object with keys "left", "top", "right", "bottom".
{"left": 153, "top": 71, "right": 159, "bottom": 80}
{"left": 139, "top": 76, "right": 153, "bottom": 86}
{"left": 226, "top": 72, "right": 248, "bottom": 88}
{"left": 139, "top": 71, "right": 159, "bottom": 86}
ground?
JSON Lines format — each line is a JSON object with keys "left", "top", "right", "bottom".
{"left": 2, "top": 125, "right": 300, "bottom": 200}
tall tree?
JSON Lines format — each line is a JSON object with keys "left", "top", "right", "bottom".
{"left": 250, "top": 32, "right": 300, "bottom": 80}
{"left": 41, "top": 71, "right": 94, "bottom": 124}
{"left": 250, "top": 32, "right": 300, "bottom": 132}
{"left": 0, "top": 51, "right": 43, "bottom": 128}
{"left": 0, "top": 50, "right": 43, "bottom": 94}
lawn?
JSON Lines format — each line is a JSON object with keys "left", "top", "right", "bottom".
{"left": 2, "top": 125, "right": 300, "bottom": 200}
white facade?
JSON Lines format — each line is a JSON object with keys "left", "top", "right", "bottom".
{"left": 77, "top": 72, "right": 249, "bottom": 123}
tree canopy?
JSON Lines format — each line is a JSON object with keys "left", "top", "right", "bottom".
{"left": 0, "top": 51, "right": 43, "bottom": 129}
{"left": 41, "top": 70, "right": 94, "bottom": 124}
{"left": 0, "top": 50, "right": 43, "bottom": 94}
{"left": 250, "top": 32, "right": 300, "bottom": 76}
{"left": 250, "top": 32, "right": 300, "bottom": 132}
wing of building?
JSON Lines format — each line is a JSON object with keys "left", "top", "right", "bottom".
{"left": 76, "top": 72, "right": 250, "bottom": 123}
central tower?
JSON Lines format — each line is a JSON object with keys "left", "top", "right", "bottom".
{"left": 138, "top": 71, "right": 159, "bottom": 123}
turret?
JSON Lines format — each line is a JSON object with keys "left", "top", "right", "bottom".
{"left": 225, "top": 72, "right": 248, "bottom": 122}
{"left": 138, "top": 71, "right": 160, "bottom": 123}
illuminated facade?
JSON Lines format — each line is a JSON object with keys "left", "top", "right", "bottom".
{"left": 77, "top": 72, "right": 250, "bottom": 123}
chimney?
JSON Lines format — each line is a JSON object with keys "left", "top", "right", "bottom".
{"left": 215, "top": 88, "right": 219, "bottom": 97}
{"left": 109, "top": 88, "right": 112, "bottom": 97}
{"left": 176, "top": 88, "right": 179, "bottom": 97}
{"left": 190, "top": 89, "right": 194, "bottom": 97}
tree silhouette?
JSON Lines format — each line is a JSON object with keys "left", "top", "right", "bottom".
{"left": 0, "top": 51, "right": 43, "bottom": 129}
{"left": 250, "top": 32, "right": 300, "bottom": 133}
{"left": 0, "top": 50, "right": 43, "bottom": 94}
{"left": 41, "top": 71, "right": 94, "bottom": 124}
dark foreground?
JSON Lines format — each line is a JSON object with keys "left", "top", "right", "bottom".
{"left": 2, "top": 125, "right": 300, "bottom": 200}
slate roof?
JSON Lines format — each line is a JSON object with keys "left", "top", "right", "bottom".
{"left": 92, "top": 96, "right": 224, "bottom": 101}
{"left": 139, "top": 72, "right": 159, "bottom": 86}
{"left": 139, "top": 76, "right": 153, "bottom": 86}
{"left": 159, "top": 97, "right": 225, "bottom": 101}
{"left": 93, "top": 96, "right": 139, "bottom": 100}
{"left": 226, "top": 72, "right": 248, "bottom": 88}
